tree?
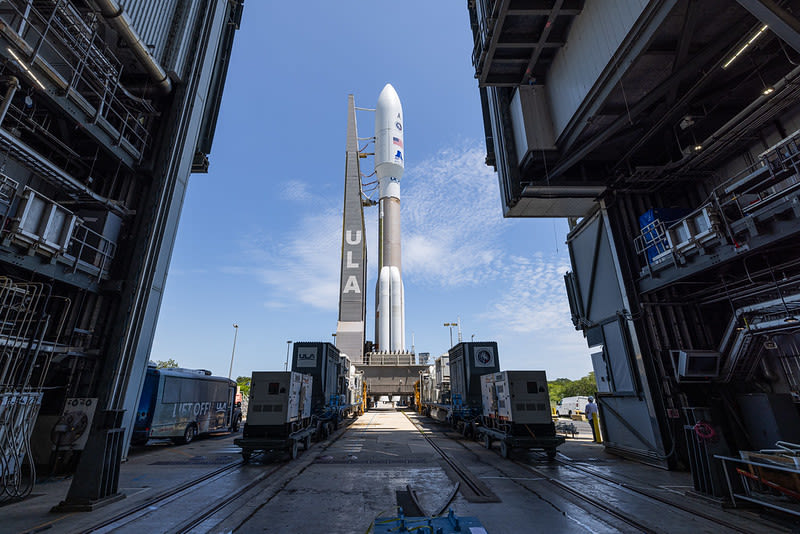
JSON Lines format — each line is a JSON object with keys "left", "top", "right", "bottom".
{"left": 236, "top": 376, "right": 251, "bottom": 398}
{"left": 155, "top": 358, "right": 179, "bottom": 369}
{"left": 548, "top": 372, "right": 596, "bottom": 403}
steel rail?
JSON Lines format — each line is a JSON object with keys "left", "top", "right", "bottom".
{"left": 80, "top": 418, "right": 354, "bottom": 534}
{"left": 170, "top": 463, "right": 284, "bottom": 534}
{"left": 198, "top": 415, "right": 362, "bottom": 533}
{"left": 540, "top": 454, "right": 757, "bottom": 534}
{"left": 402, "top": 410, "right": 499, "bottom": 501}
{"left": 78, "top": 459, "right": 246, "bottom": 533}
{"left": 512, "top": 458, "right": 660, "bottom": 534}
{"left": 412, "top": 412, "right": 657, "bottom": 531}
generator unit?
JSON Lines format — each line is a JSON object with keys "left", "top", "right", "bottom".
{"left": 237, "top": 371, "right": 315, "bottom": 461}
{"left": 292, "top": 342, "right": 341, "bottom": 413}
{"left": 434, "top": 354, "right": 450, "bottom": 402}
{"left": 477, "top": 369, "right": 564, "bottom": 459}
{"left": 448, "top": 342, "right": 500, "bottom": 411}
{"left": 246, "top": 372, "right": 312, "bottom": 428}
{"left": 481, "top": 371, "right": 551, "bottom": 424}
{"left": 420, "top": 372, "right": 436, "bottom": 405}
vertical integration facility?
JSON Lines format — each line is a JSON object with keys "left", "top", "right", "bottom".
{"left": 0, "top": 0, "right": 242, "bottom": 507}
{"left": 468, "top": 0, "right": 800, "bottom": 496}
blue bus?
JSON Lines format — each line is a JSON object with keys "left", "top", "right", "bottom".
{"left": 132, "top": 365, "right": 242, "bottom": 445}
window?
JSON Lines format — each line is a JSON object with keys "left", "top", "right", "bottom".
{"left": 526, "top": 381, "right": 538, "bottom": 394}
{"left": 268, "top": 382, "right": 280, "bottom": 395}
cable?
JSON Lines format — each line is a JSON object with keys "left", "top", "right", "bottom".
{"left": 693, "top": 420, "right": 718, "bottom": 442}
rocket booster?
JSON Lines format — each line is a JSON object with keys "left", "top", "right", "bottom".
{"left": 375, "top": 84, "right": 405, "bottom": 352}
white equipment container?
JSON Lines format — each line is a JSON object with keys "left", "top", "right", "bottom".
{"left": 435, "top": 354, "right": 450, "bottom": 385}
{"left": 248, "top": 372, "right": 312, "bottom": 426}
{"left": 481, "top": 370, "right": 552, "bottom": 424}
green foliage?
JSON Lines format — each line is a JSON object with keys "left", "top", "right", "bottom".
{"left": 548, "top": 372, "right": 596, "bottom": 404}
{"left": 236, "top": 376, "right": 251, "bottom": 397}
{"left": 155, "top": 358, "right": 179, "bottom": 369}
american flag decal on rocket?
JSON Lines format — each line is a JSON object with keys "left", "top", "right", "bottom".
{"left": 393, "top": 136, "right": 403, "bottom": 148}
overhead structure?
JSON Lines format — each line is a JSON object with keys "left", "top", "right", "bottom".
{"left": 374, "top": 84, "right": 406, "bottom": 352}
{"left": 467, "top": 0, "right": 800, "bottom": 495}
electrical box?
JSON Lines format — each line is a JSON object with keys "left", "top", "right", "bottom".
{"left": 671, "top": 350, "right": 720, "bottom": 382}
{"left": 12, "top": 187, "right": 77, "bottom": 255}
{"left": 248, "top": 372, "right": 312, "bottom": 426}
{"left": 481, "top": 371, "right": 551, "bottom": 424}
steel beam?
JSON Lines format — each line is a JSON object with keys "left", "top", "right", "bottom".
{"left": 478, "top": 0, "right": 512, "bottom": 86}
{"left": 548, "top": 26, "right": 740, "bottom": 180}
{"left": 523, "top": 0, "right": 563, "bottom": 85}
{"left": 736, "top": 0, "right": 800, "bottom": 54}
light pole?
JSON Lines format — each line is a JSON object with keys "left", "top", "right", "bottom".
{"left": 285, "top": 340, "right": 292, "bottom": 371}
{"left": 228, "top": 324, "right": 239, "bottom": 380}
{"left": 443, "top": 323, "right": 455, "bottom": 347}
{"left": 331, "top": 333, "right": 337, "bottom": 346}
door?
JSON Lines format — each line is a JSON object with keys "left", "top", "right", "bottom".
{"left": 566, "top": 208, "right": 667, "bottom": 466}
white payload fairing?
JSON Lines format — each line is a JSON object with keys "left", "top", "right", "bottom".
{"left": 374, "top": 84, "right": 405, "bottom": 352}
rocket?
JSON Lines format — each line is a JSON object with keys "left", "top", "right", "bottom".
{"left": 374, "top": 84, "right": 405, "bottom": 352}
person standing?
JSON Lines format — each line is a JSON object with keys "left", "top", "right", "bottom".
{"left": 585, "top": 396, "right": 599, "bottom": 442}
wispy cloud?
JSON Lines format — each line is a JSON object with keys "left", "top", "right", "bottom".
{"left": 402, "top": 144, "right": 508, "bottom": 286}
{"left": 233, "top": 208, "right": 343, "bottom": 311}
{"left": 229, "top": 143, "right": 574, "bottom": 337}
{"left": 232, "top": 143, "right": 509, "bottom": 311}
{"left": 281, "top": 179, "right": 315, "bottom": 202}
{"left": 480, "top": 253, "right": 572, "bottom": 333}
{"left": 478, "top": 251, "right": 593, "bottom": 377}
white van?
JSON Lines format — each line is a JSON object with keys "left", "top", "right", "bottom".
{"left": 555, "top": 396, "right": 590, "bottom": 417}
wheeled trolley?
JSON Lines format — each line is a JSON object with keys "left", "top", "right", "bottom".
{"left": 477, "top": 416, "right": 564, "bottom": 459}
{"left": 235, "top": 419, "right": 315, "bottom": 461}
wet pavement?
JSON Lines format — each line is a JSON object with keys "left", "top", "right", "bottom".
{"left": 3, "top": 410, "right": 797, "bottom": 533}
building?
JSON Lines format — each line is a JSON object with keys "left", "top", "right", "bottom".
{"left": 468, "top": 0, "right": 800, "bottom": 490}
{"left": 0, "top": 0, "right": 242, "bottom": 507}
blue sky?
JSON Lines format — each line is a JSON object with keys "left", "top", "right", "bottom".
{"left": 150, "top": 2, "right": 594, "bottom": 380}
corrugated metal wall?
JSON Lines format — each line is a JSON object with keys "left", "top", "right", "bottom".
{"left": 118, "top": 0, "right": 204, "bottom": 80}
{"left": 119, "top": 0, "right": 178, "bottom": 63}
{"left": 546, "top": 0, "right": 649, "bottom": 139}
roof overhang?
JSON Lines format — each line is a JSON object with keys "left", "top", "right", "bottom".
{"left": 505, "top": 184, "right": 606, "bottom": 217}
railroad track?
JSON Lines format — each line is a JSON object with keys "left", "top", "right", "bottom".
{"left": 402, "top": 410, "right": 499, "bottom": 503}
{"left": 406, "top": 413, "right": 655, "bottom": 532}
{"left": 527, "top": 453, "right": 766, "bottom": 534}
{"left": 77, "top": 459, "right": 277, "bottom": 534}
{"left": 76, "top": 417, "right": 360, "bottom": 534}
{"left": 407, "top": 412, "right": 763, "bottom": 533}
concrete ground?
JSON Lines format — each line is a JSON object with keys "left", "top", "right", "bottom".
{"left": 2, "top": 410, "right": 797, "bottom": 534}
{"left": 4, "top": 432, "right": 244, "bottom": 534}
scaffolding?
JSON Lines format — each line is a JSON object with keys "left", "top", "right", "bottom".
{"left": 0, "top": 0, "right": 154, "bottom": 161}
{"left": 0, "top": 277, "right": 68, "bottom": 502}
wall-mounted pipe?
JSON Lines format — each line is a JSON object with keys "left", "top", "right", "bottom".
{"left": 92, "top": 0, "right": 172, "bottom": 94}
{"left": 0, "top": 76, "right": 19, "bottom": 126}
